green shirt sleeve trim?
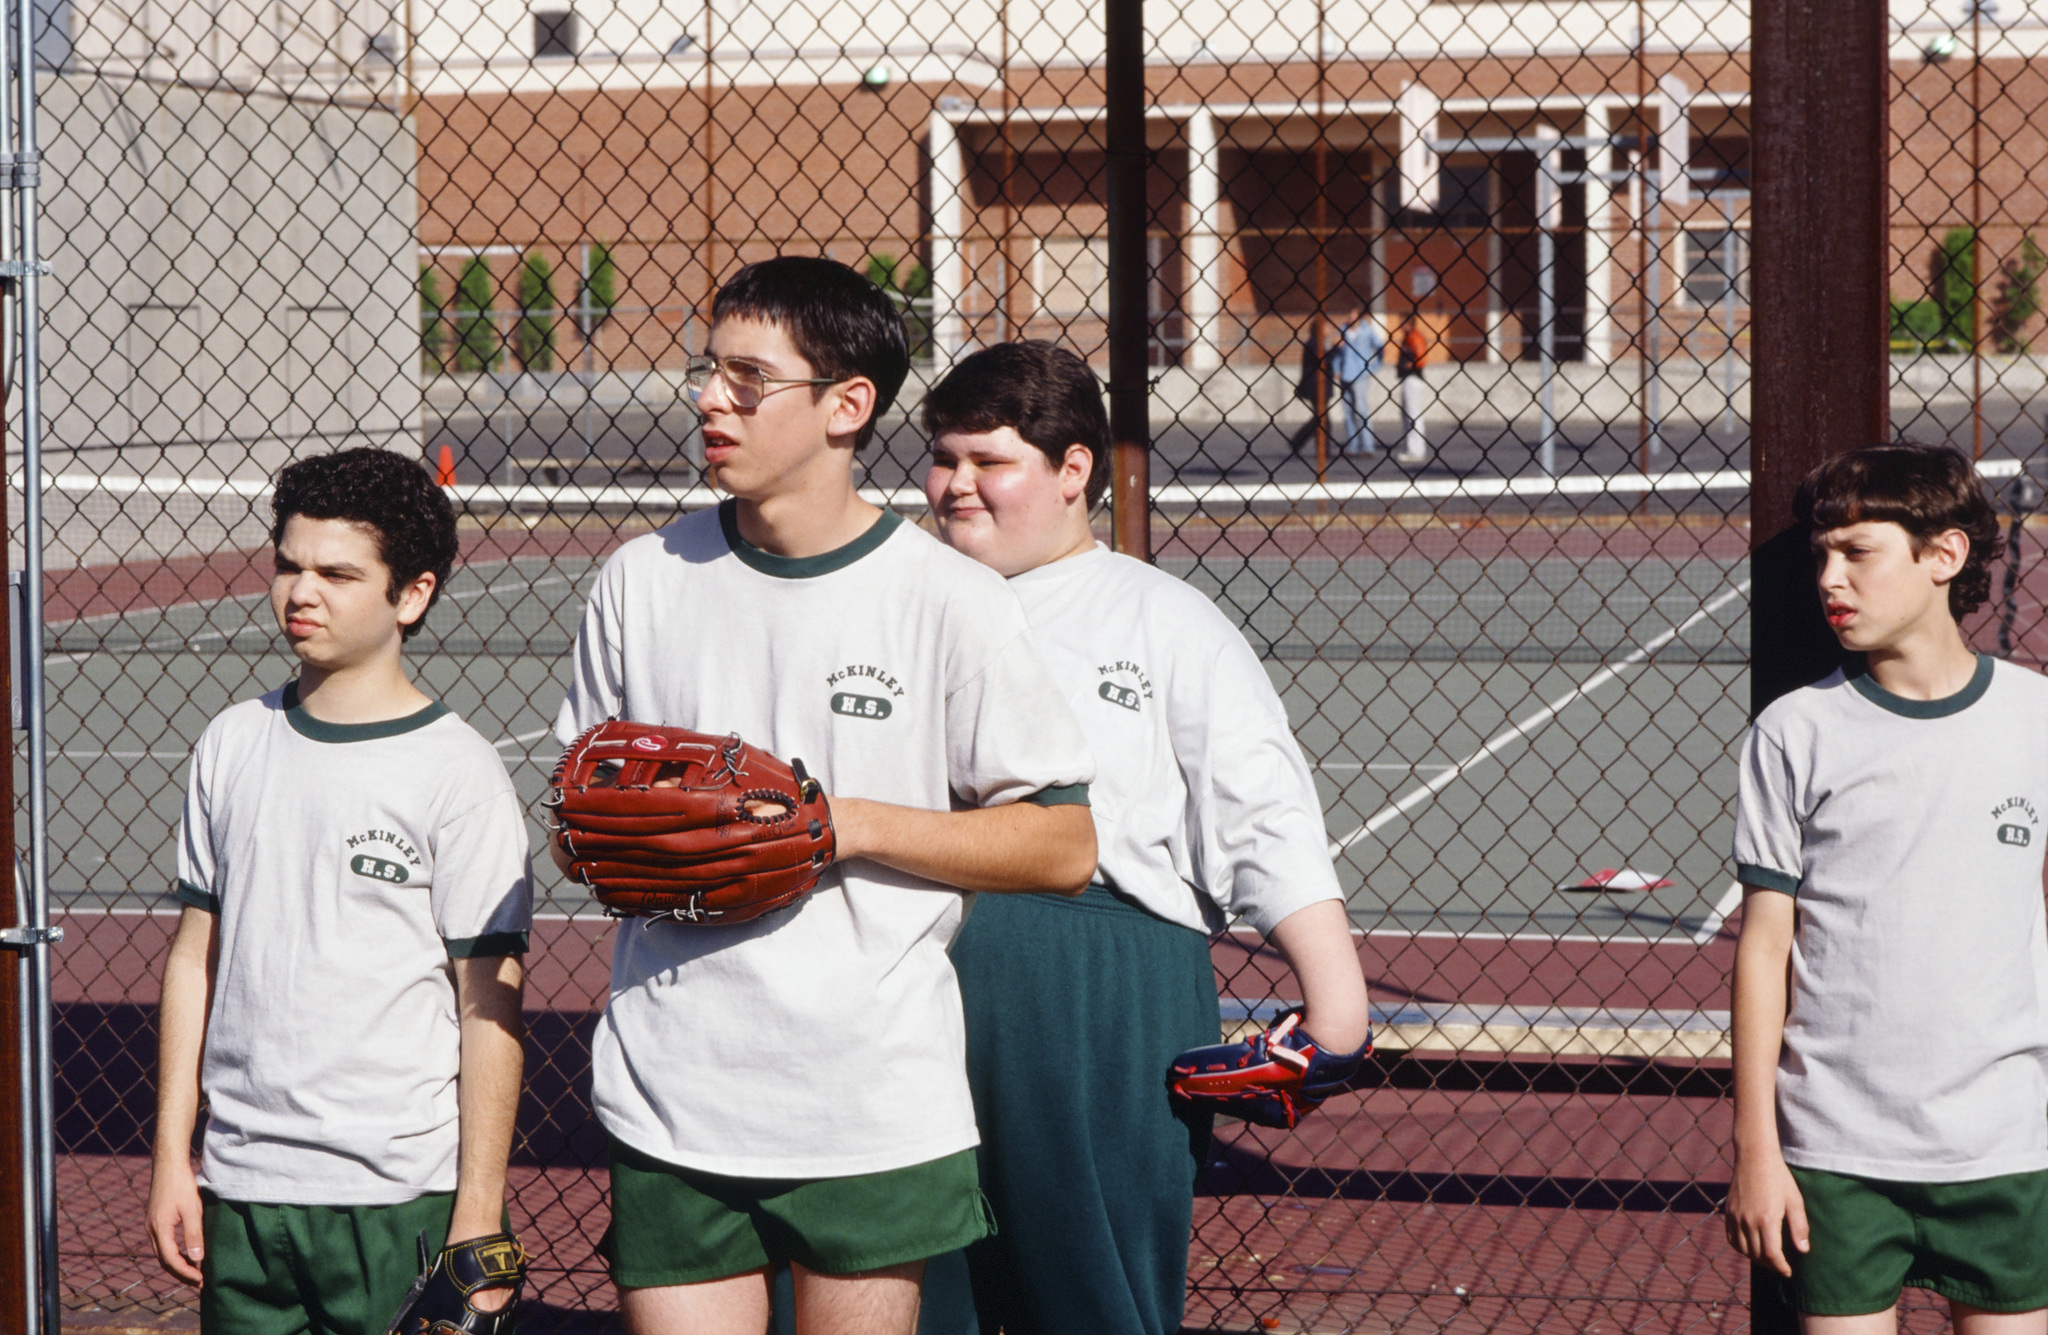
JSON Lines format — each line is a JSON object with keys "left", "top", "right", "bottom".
{"left": 1735, "top": 863, "right": 1799, "bottom": 896}
{"left": 1024, "top": 783, "right": 1091, "bottom": 808}
{"left": 173, "top": 879, "right": 220, "bottom": 913}
{"left": 444, "top": 930, "right": 530, "bottom": 959}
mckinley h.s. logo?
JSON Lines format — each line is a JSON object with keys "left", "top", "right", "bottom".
{"left": 1993, "top": 795, "right": 2040, "bottom": 848}
{"left": 826, "top": 661, "right": 903, "bottom": 721}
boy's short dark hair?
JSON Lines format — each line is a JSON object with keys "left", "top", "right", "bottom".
{"left": 270, "top": 448, "right": 459, "bottom": 639}
{"left": 1794, "top": 442, "right": 2004, "bottom": 617}
{"left": 920, "top": 341, "right": 1112, "bottom": 508}
{"left": 712, "top": 256, "right": 910, "bottom": 452}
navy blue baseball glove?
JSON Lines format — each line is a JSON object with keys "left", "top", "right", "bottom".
{"left": 385, "top": 1231, "right": 526, "bottom": 1335}
{"left": 1166, "top": 1007, "right": 1371, "bottom": 1130}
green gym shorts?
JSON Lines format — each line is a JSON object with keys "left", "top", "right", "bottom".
{"left": 603, "top": 1136, "right": 992, "bottom": 1288}
{"left": 1781, "top": 1165, "right": 2048, "bottom": 1316}
{"left": 199, "top": 1190, "right": 454, "bottom": 1335}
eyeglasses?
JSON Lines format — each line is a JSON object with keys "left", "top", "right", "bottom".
{"left": 684, "top": 355, "right": 842, "bottom": 409}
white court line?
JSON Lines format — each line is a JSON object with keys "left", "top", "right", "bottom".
{"left": 1326, "top": 577, "right": 1752, "bottom": 858}
{"left": 25, "top": 459, "right": 2024, "bottom": 512}
{"left": 58, "top": 727, "right": 556, "bottom": 760}
{"left": 1226, "top": 924, "right": 1711, "bottom": 946}
{"left": 67, "top": 907, "right": 1699, "bottom": 937}
{"left": 444, "top": 572, "right": 570, "bottom": 604}
{"left": 1690, "top": 881, "right": 1747, "bottom": 945}
{"left": 55, "top": 568, "right": 576, "bottom": 654}
{"left": 43, "top": 556, "right": 579, "bottom": 632}
{"left": 55, "top": 749, "right": 189, "bottom": 759}
{"left": 64, "top": 903, "right": 611, "bottom": 922}
{"left": 1361, "top": 928, "right": 1712, "bottom": 945}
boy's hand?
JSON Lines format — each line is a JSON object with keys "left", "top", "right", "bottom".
{"left": 1723, "top": 1149, "right": 1809, "bottom": 1277}
{"left": 146, "top": 1155, "right": 206, "bottom": 1285}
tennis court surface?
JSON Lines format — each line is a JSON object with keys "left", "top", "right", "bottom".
{"left": 31, "top": 463, "right": 1773, "bottom": 1332}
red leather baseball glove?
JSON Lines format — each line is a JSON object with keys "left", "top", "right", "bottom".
{"left": 546, "top": 722, "right": 835, "bottom": 924}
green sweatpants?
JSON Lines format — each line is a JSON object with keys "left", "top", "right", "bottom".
{"left": 200, "top": 1191, "right": 454, "bottom": 1335}
{"left": 920, "top": 886, "right": 1220, "bottom": 1335}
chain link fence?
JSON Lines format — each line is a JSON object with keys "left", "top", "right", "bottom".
{"left": 23, "top": 0, "right": 2048, "bottom": 1329}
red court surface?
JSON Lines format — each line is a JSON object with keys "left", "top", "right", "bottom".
{"left": 53, "top": 912, "right": 1741, "bottom": 1333}
{"left": 42, "top": 524, "right": 662, "bottom": 624}
{"left": 54, "top": 913, "right": 1737, "bottom": 1015}
{"left": 63, "top": 1141, "right": 1744, "bottom": 1335}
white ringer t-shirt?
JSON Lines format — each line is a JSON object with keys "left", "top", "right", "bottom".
{"left": 555, "top": 501, "right": 1095, "bottom": 1179}
{"left": 1006, "top": 543, "right": 1342, "bottom": 935}
{"left": 175, "top": 684, "right": 535, "bottom": 1206}
{"left": 1733, "top": 656, "right": 2048, "bottom": 1182}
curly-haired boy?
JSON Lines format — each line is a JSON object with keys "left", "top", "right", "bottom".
{"left": 148, "top": 448, "right": 533, "bottom": 1335}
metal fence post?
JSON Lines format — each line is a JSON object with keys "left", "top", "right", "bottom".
{"left": 1105, "top": 0, "right": 1150, "bottom": 560}
{"left": 0, "top": 272, "right": 26, "bottom": 1335}
{"left": 9, "top": 0, "right": 56, "bottom": 1321}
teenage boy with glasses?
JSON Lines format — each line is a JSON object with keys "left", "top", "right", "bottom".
{"left": 552, "top": 257, "right": 1097, "bottom": 1335}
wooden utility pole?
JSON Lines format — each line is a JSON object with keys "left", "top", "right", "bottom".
{"left": 1105, "top": 0, "right": 1150, "bottom": 559}
{"left": 1750, "top": 0, "right": 1889, "bottom": 718}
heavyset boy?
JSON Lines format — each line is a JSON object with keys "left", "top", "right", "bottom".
{"left": 143, "top": 255, "right": 2046, "bottom": 1335}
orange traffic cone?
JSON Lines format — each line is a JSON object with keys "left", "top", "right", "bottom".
{"left": 436, "top": 443, "right": 457, "bottom": 487}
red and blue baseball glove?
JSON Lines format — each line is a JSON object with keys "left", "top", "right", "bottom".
{"left": 1166, "top": 1007, "right": 1371, "bottom": 1130}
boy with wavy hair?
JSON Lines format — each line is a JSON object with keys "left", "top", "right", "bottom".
{"left": 1727, "top": 442, "right": 2048, "bottom": 1333}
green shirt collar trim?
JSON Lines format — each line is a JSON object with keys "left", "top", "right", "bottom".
{"left": 718, "top": 499, "right": 901, "bottom": 579}
{"left": 1847, "top": 653, "right": 1994, "bottom": 719}
{"left": 282, "top": 681, "right": 450, "bottom": 743}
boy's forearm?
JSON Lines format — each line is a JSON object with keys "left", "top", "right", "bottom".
{"left": 154, "top": 910, "right": 214, "bottom": 1168}
{"left": 1731, "top": 889, "right": 1795, "bottom": 1159}
{"left": 1265, "top": 899, "right": 1371, "bottom": 1052}
{"left": 450, "top": 954, "right": 525, "bottom": 1241}
{"left": 830, "top": 797, "right": 1096, "bottom": 895}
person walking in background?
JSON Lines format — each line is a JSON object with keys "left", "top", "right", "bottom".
{"left": 1395, "top": 316, "right": 1430, "bottom": 466}
{"left": 1331, "top": 307, "right": 1385, "bottom": 458}
{"left": 1289, "top": 320, "right": 1330, "bottom": 456}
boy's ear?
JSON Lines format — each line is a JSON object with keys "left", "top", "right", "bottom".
{"left": 395, "top": 570, "right": 438, "bottom": 627}
{"left": 825, "top": 376, "right": 878, "bottom": 444}
{"left": 1059, "top": 445, "right": 1093, "bottom": 505}
{"left": 1920, "top": 528, "right": 1970, "bottom": 585}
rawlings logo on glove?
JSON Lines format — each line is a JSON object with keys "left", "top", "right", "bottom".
{"left": 384, "top": 1231, "right": 526, "bottom": 1335}
{"left": 1165, "top": 1007, "right": 1371, "bottom": 1130}
{"left": 546, "top": 721, "right": 836, "bottom": 925}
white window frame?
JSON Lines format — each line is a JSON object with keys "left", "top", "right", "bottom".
{"left": 1680, "top": 226, "right": 1748, "bottom": 309}
{"left": 1034, "top": 236, "right": 1110, "bottom": 319}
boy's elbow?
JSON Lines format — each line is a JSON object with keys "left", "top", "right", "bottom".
{"left": 1044, "top": 806, "right": 1097, "bottom": 895}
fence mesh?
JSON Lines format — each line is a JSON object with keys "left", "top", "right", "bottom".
{"left": 21, "top": 0, "right": 2048, "bottom": 1330}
